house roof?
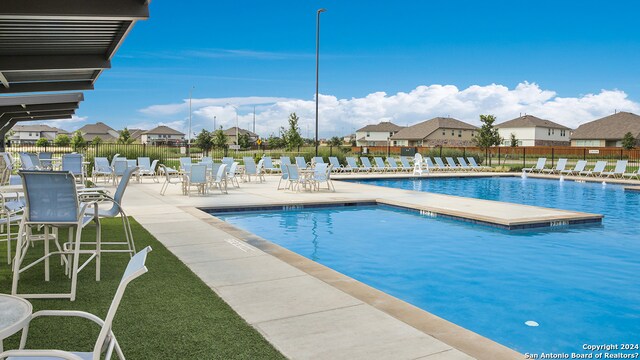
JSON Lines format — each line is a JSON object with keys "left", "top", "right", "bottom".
{"left": 496, "top": 115, "right": 570, "bottom": 130}
{"left": 223, "top": 127, "right": 258, "bottom": 137}
{"left": 128, "top": 128, "right": 146, "bottom": 139}
{"left": 143, "top": 125, "right": 184, "bottom": 136}
{"left": 571, "top": 112, "right": 640, "bottom": 140}
{"left": 77, "top": 121, "right": 115, "bottom": 135}
{"left": 356, "top": 121, "right": 404, "bottom": 133}
{"left": 12, "top": 124, "right": 66, "bottom": 133}
{"left": 391, "top": 117, "right": 477, "bottom": 140}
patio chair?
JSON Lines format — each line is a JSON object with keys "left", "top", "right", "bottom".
{"left": 0, "top": 152, "right": 15, "bottom": 184}
{"left": 445, "top": 157, "right": 462, "bottom": 171}
{"left": 0, "top": 192, "right": 24, "bottom": 264}
{"left": 561, "top": 160, "right": 587, "bottom": 176}
{"left": 243, "top": 157, "right": 259, "bottom": 182}
{"left": 1, "top": 247, "right": 152, "bottom": 360}
{"left": 12, "top": 171, "right": 101, "bottom": 301}
{"left": 579, "top": 161, "right": 607, "bottom": 177}
{"left": 523, "top": 158, "right": 547, "bottom": 173}
{"left": 38, "top": 152, "right": 53, "bottom": 170}
{"left": 312, "top": 156, "right": 324, "bottom": 166}
{"left": 602, "top": 160, "right": 628, "bottom": 178}
{"left": 222, "top": 157, "right": 234, "bottom": 167}
{"left": 137, "top": 157, "right": 158, "bottom": 182}
{"left": 19, "top": 152, "right": 39, "bottom": 170}
{"left": 328, "top": 157, "right": 348, "bottom": 173}
{"left": 434, "top": 157, "right": 449, "bottom": 171}
{"left": 622, "top": 167, "right": 640, "bottom": 180}
{"left": 457, "top": 157, "right": 473, "bottom": 172}
{"left": 179, "top": 157, "right": 192, "bottom": 173}
{"left": 313, "top": 163, "right": 335, "bottom": 191}
{"left": 373, "top": 157, "right": 389, "bottom": 172}
{"left": 112, "top": 159, "right": 128, "bottom": 186}
{"left": 386, "top": 157, "right": 402, "bottom": 172}
{"left": 262, "top": 156, "right": 280, "bottom": 174}
{"left": 345, "top": 157, "right": 360, "bottom": 172}
{"left": 359, "top": 157, "right": 373, "bottom": 172}
{"left": 399, "top": 157, "right": 413, "bottom": 171}
{"left": 62, "top": 154, "right": 85, "bottom": 183}
{"left": 286, "top": 164, "right": 309, "bottom": 192}
{"left": 109, "top": 154, "right": 121, "bottom": 170}
{"left": 295, "top": 156, "right": 308, "bottom": 170}
{"left": 184, "top": 164, "right": 208, "bottom": 196}
{"left": 227, "top": 162, "right": 240, "bottom": 188}
{"left": 542, "top": 158, "right": 568, "bottom": 174}
{"left": 277, "top": 163, "right": 290, "bottom": 190}
{"left": 159, "top": 164, "right": 183, "bottom": 195}
{"left": 92, "top": 157, "right": 113, "bottom": 184}
{"left": 467, "top": 157, "right": 490, "bottom": 171}
{"left": 210, "top": 163, "right": 228, "bottom": 194}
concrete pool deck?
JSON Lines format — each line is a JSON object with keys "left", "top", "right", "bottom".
{"left": 111, "top": 171, "right": 628, "bottom": 359}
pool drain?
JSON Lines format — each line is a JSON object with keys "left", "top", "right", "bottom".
{"left": 525, "top": 320, "right": 539, "bottom": 327}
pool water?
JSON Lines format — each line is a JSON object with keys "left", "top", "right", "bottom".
{"left": 214, "top": 177, "right": 640, "bottom": 355}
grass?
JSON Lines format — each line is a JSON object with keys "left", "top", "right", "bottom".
{"left": 0, "top": 218, "right": 284, "bottom": 359}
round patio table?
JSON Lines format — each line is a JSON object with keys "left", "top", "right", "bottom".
{"left": 0, "top": 294, "right": 32, "bottom": 352}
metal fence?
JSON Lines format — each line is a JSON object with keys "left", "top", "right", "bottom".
{"left": 352, "top": 145, "right": 640, "bottom": 171}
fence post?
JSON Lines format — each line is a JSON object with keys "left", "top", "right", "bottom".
{"left": 463, "top": 147, "right": 466, "bottom": 159}
{"left": 551, "top": 148, "right": 555, "bottom": 167}
{"left": 439, "top": 146, "right": 442, "bottom": 158}
{"left": 498, "top": 147, "right": 501, "bottom": 165}
{"left": 620, "top": 149, "right": 623, "bottom": 160}
{"left": 523, "top": 147, "right": 526, "bottom": 168}
{"left": 143, "top": 143, "right": 146, "bottom": 157}
{"left": 583, "top": 148, "right": 586, "bottom": 160}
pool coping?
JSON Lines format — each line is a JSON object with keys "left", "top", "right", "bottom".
{"left": 183, "top": 203, "right": 524, "bottom": 360}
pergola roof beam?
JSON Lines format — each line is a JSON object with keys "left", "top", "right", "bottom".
{"left": 0, "top": 55, "right": 110, "bottom": 72}
{"left": 0, "top": 102, "right": 79, "bottom": 115}
{"left": 0, "top": 92, "right": 84, "bottom": 107}
{"left": 0, "top": 0, "right": 149, "bottom": 21}
{"left": 0, "top": 81, "right": 94, "bottom": 94}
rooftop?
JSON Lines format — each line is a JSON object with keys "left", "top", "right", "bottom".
{"left": 392, "top": 117, "right": 477, "bottom": 140}
{"left": 143, "top": 125, "right": 184, "bottom": 136}
{"left": 356, "top": 121, "right": 404, "bottom": 133}
{"left": 571, "top": 111, "right": 640, "bottom": 140}
{"left": 496, "top": 115, "right": 570, "bottom": 130}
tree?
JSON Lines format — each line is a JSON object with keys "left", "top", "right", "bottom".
{"left": 70, "top": 130, "right": 86, "bottom": 149}
{"left": 509, "top": 133, "right": 518, "bottom": 147}
{"left": 118, "top": 127, "right": 134, "bottom": 144}
{"left": 35, "top": 138, "right": 49, "bottom": 147}
{"left": 328, "top": 136, "right": 343, "bottom": 147}
{"left": 211, "top": 129, "right": 228, "bottom": 149}
{"left": 473, "top": 114, "right": 502, "bottom": 149}
{"left": 195, "top": 129, "right": 213, "bottom": 154}
{"left": 622, "top": 131, "right": 636, "bottom": 150}
{"left": 282, "top": 112, "right": 304, "bottom": 150}
{"left": 91, "top": 136, "right": 103, "bottom": 145}
{"left": 238, "top": 133, "right": 250, "bottom": 149}
{"left": 53, "top": 134, "right": 71, "bottom": 146}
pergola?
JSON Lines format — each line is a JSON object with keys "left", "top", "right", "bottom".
{"left": 0, "top": 0, "right": 149, "bottom": 148}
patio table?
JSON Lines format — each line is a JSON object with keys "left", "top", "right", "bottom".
{"left": 0, "top": 294, "right": 32, "bottom": 352}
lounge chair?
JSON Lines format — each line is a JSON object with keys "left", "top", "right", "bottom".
{"left": 243, "top": 157, "right": 260, "bottom": 182}
{"left": 346, "top": 157, "right": 361, "bottom": 172}
{"left": 387, "top": 157, "right": 403, "bottom": 172}
{"left": 446, "top": 157, "right": 462, "bottom": 171}
{"left": 425, "top": 157, "right": 440, "bottom": 171}
{"left": 359, "top": 157, "right": 374, "bottom": 172}
{"left": 434, "top": 157, "right": 449, "bottom": 171}
{"left": 542, "top": 158, "right": 568, "bottom": 174}
{"left": 19, "top": 152, "right": 39, "bottom": 170}
{"left": 467, "top": 157, "right": 490, "bottom": 171}
{"left": 561, "top": 160, "right": 587, "bottom": 176}
{"left": 138, "top": 157, "right": 158, "bottom": 182}
{"left": 457, "top": 157, "right": 473, "bottom": 171}
{"left": 38, "top": 152, "right": 53, "bottom": 170}
{"left": 328, "top": 157, "right": 345, "bottom": 173}
{"left": 523, "top": 158, "right": 547, "bottom": 173}
{"left": 623, "top": 167, "right": 640, "bottom": 180}
{"left": 580, "top": 161, "right": 607, "bottom": 177}
{"left": 262, "top": 156, "right": 280, "bottom": 173}
{"left": 280, "top": 156, "right": 292, "bottom": 170}
{"left": 222, "top": 157, "right": 234, "bottom": 167}
{"left": 295, "top": 156, "right": 308, "bottom": 170}
{"left": 602, "top": 160, "right": 628, "bottom": 178}
{"left": 312, "top": 156, "right": 324, "bottom": 166}
{"left": 373, "top": 157, "right": 389, "bottom": 172}
{"left": 399, "top": 157, "right": 413, "bottom": 171}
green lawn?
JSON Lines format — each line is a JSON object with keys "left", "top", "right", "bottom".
{"left": 0, "top": 218, "right": 284, "bottom": 359}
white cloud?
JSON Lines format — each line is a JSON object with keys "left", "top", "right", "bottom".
{"left": 40, "top": 115, "right": 89, "bottom": 131}
{"left": 137, "top": 82, "right": 640, "bottom": 138}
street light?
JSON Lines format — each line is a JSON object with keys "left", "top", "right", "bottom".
{"left": 315, "top": 8, "right": 326, "bottom": 157}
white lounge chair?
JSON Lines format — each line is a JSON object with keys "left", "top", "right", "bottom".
{"left": 262, "top": 156, "right": 280, "bottom": 173}
{"left": 467, "top": 157, "right": 490, "bottom": 171}
{"left": 312, "top": 156, "right": 324, "bottom": 166}
{"left": 561, "top": 160, "right": 587, "bottom": 176}
{"left": 445, "top": 157, "right": 462, "bottom": 171}
{"left": 457, "top": 157, "right": 473, "bottom": 171}
{"left": 623, "top": 167, "right": 640, "bottom": 180}
{"left": 602, "top": 160, "right": 627, "bottom": 178}
{"left": 542, "top": 158, "right": 568, "bottom": 174}
{"left": 580, "top": 161, "right": 607, "bottom": 177}
{"left": 399, "top": 157, "right": 413, "bottom": 171}
{"left": 373, "top": 157, "right": 389, "bottom": 172}
{"left": 360, "top": 157, "right": 374, "bottom": 172}
{"left": 386, "top": 157, "right": 403, "bottom": 172}
{"left": 328, "top": 157, "right": 348, "bottom": 173}
{"left": 523, "top": 158, "right": 547, "bottom": 173}
{"left": 345, "top": 157, "right": 361, "bottom": 172}
{"left": 434, "top": 157, "right": 449, "bottom": 171}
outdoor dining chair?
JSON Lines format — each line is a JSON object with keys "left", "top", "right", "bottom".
{"left": 38, "top": 152, "right": 53, "bottom": 170}
{"left": 62, "top": 154, "right": 85, "bottom": 183}
{"left": 1, "top": 247, "right": 152, "bottom": 360}
{"left": 210, "top": 163, "right": 228, "bottom": 194}
{"left": 12, "top": 171, "right": 102, "bottom": 301}
{"left": 159, "top": 164, "right": 182, "bottom": 195}
{"left": 19, "top": 153, "right": 39, "bottom": 170}
{"left": 184, "top": 164, "right": 208, "bottom": 196}
{"left": 112, "top": 159, "right": 128, "bottom": 186}
{"left": 227, "top": 162, "right": 240, "bottom": 188}
{"left": 92, "top": 157, "right": 113, "bottom": 183}
{"left": 312, "top": 163, "right": 334, "bottom": 191}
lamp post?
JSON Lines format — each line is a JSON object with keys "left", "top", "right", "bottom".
{"left": 188, "top": 86, "right": 194, "bottom": 154}
{"left": 213, "top": 115, "right": 216, "bottom": 131}
{"left": 315, "top": 8, "right": 326, "bottom": 157}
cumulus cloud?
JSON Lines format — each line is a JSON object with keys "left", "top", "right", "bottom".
{"left": 137, "top": 82, "right": 640, "bottom": 138}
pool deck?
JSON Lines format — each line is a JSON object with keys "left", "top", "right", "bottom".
{"left": 112, "top": 171, "right": 630, "bottom": 360}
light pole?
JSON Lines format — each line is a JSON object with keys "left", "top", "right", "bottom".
{"left": 188, "top": 86, "right": 194, "bottom": 154}
{"left": 315, "top": 8, "right": 326, "bottom": 157}
{"left": 213, "top": 115, "right": 216, "bottom": 131}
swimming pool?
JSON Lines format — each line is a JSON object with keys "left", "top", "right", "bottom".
{"left": 213, "top": 177, "right": 640, "bottom": 355}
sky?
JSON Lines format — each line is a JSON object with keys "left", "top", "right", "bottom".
{"left": 41, "top": 0, "right": 640, "bottom": 138}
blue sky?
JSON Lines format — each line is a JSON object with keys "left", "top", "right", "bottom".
{"left": 54, "top": 0, "right": 640, "bottom": 137}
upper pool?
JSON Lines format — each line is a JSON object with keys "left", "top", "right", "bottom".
{"left": 213, "top": 177, "right": 640, "bottom": 355}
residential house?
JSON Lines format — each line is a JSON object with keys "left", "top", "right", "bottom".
{"left": 571, "top": 111, "right": 640, "bottom": 147}
{"left": 496, "top": 115, "right": 570, "bottom": 146}
{"left": 390, "top": 117, "right": 478, "bottom": 147}
{"left": 77, "top": 122, "right": 119, "bottom": 142}
{"left": 355, "top": 122, "right": 404, "bottom": 146}
{"left": 223, "top": 127, "right": 258, "bottom": 146}
{"left": 128, "top": 128, "right": 146, "bottom": 143}
{"left": 140, "top": 126, "right": 185, "bottom": 145}
{"left": 8, "top": 124, "right": 68, "bottom": 144}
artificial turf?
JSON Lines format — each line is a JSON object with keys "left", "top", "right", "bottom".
{"left": 0, "top": 217, "right": 285, "bottom": 359}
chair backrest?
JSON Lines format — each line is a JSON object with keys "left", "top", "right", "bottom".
{"left": 101, "top": 166, "right": 138, "bottom": 217}
{"left": 126, "top": 159, "right": 136, "bottom": 169}
{"left": 434, "top": 157, "right": 446, "bottom": 167}
{"left": 314, "top": 163, "right": 328, "bottom": 179}
{"left": 62, "top": 154, "right": 83, "bottom": 175}
{"left": 149, "top": 159, "right": 159, "bottom": 173}
{"left": 110, "top": 154, "right": 120, "bottom": 168}
{"left": 400, "top": 157, "right": 411, "bottom": 168}
{"left": 374, "top": 157, "right": 386, "bottom": 169}
{"left": 263, "top": 156, "right": 274, "bottom": 169}
{"left": 593, "top": 161, "right": 607, "bottom": 172}
{"left": 94, "top": 247, "right": 152, "bottom": 357}
{"left": 200, "top": 156, "right": 213, "bottom": 164}
{"left": 312, "top": 156, "right": 324, "bottom": 165}
{"left": 179, "top": 157, "right": 192, "bottom": 172}
{"left": 222, "top": 157, "right": 234, "bottom": 167}
{"left": 446, "top": 157, "right": 457, "bottom": 168}
{"left": 457, "top": 157, "right": 469, "bottom": 168}
{"left": 113, "top": 159, "right": 128, "bottom": 176}
{"left": 189, "top": 164, "right": 207, "bottom": 184}
{"left": 346, "top": 157, "right": 358, "bottom": 168}
{"left": 227, "top": 162, "right": 238, "bottom": 177}
{"left": 243, "top": 157, "right": 257, "bottom": 175}
{"left": 28, "top": 153, "right": 41, "bottom": 168}
{"left": 360, "top": 157, "right": 372, "bottom": 168}
{"left": 613, "top": 160, "right": 628, "bottom": 173}
{"left": 19, "top": 170, "right": 79, "bottom": 223}
{"left": 329, "top": 157, "right": 341, "bottom": 168}
{"left": 287, "top": 164, "right": 300, "bottom": 180}
{"left": 467, "top": 157, "right": 480, "bottom": 167}
{"left": 280, "top": 162, "right": 290, "bottom": 180}
{"left": 295, "top": 156, "right": 307, "bottom": 169}
{"left": 553, "top": 158, "right": 567, "bottom": 170}
{"left": 387, "top": 157, "right": 399, "bottom": 169}
{"left": 215, "top": 163, "right": 227, "bottom": 182}
{"left": 280, "top": 156, "right": 291, "bottom": 167}
{"left": 19, "top": 152, "right": 35, "bottom": 170}
{"left": 137, "top": 157, "right": 151, "bottom": 171}
{"left": 535, "top": 158, "right": 547, "bottom": 169}
{"left": 256, "top": 159, "right": 264, "bottom": 174}
{"left": 94, "top": 157, "right": 111, "bottom": 173}
{"left": 38, "top": 152, "right": 53, "bottom": 160}
{"left": 573, "top": 160, "right": 587, "bottom": 172}
{"left": 424, "top": 157, "right": 434, "bottom": 168}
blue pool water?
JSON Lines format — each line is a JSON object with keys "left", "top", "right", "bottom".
{"left": 214, "top": 177, "right": 640, "bottom": 355}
